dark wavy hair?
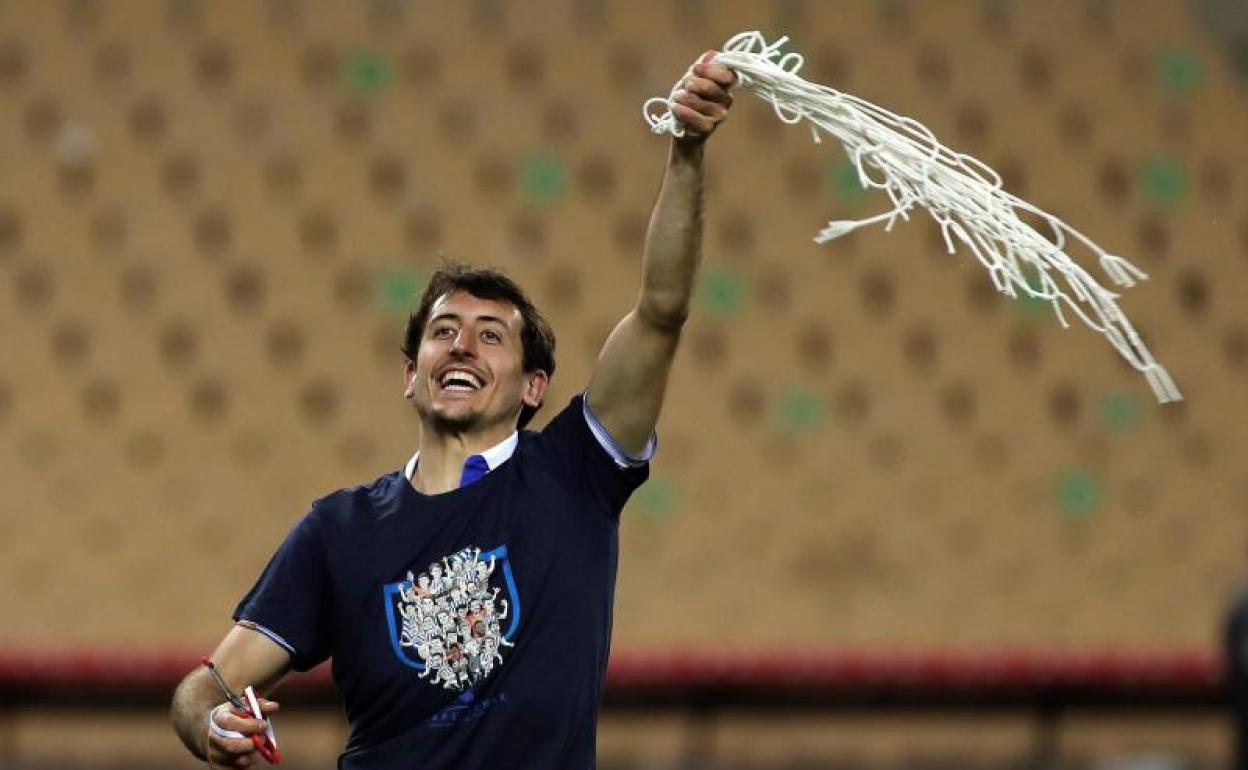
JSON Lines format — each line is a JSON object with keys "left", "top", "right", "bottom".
{"left": 402, "top": 263, "right": 556, "bottom": 429}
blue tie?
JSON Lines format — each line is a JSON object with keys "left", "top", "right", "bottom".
{"left": 459, "top": 455, "right": 489, "bottom": 488}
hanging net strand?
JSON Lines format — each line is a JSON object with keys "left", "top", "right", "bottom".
{"left": 644, "top": 31, "right": 1181, "bottom": 404}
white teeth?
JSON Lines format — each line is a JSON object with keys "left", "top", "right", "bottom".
{"left": 439, "top": 370, "right": 482, "bottom": 390}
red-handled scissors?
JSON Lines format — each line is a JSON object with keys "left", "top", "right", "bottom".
{"left": 201, "top": 657, "right": 282, "bottom": 764}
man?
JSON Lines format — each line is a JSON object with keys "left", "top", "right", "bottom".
{"left": 171, "top": 51, "right": 736, "bottom": 768}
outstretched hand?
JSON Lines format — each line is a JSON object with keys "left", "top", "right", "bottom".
{"left": 669, "top": 50, "right": 737, "bottom": 142}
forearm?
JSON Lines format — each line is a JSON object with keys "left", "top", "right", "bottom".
{"left": 170, "top": 626, "right": 291, "bottom": 763}
{"left": 171, "top": 669, "right": 217, "bottom": 760}
{"left": 637, "top": 139, "right": 706, "bottom": 329}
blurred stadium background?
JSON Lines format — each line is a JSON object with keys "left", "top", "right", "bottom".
{"left": 1, "top": 0, "right": 1247, "bottom": 767}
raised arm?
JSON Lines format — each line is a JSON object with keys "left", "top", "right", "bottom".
{"left": 586, "top": 52, "right": 736, "bottom": 454}
{"left": 171, "top": 624, "right": 290, "bottom": 768}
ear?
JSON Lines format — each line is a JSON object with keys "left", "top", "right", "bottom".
{"left": 403, "top": 360, "right": 418, "bottom": 399}
{"left": 521, "top": 370, "right": 550, "bottom": 409}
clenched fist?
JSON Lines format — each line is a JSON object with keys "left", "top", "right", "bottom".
{"left": 669, "top": 50, "right": 737, "bottom": 142}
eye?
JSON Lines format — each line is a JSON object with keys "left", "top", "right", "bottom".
{"left": 431, "top": 325, "right": 455, "bottom": 338}
{"left": 482, "top": 329, "right": 502, "bottom": 344}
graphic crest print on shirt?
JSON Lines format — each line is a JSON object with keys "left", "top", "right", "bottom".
{"left": 382, "top": 545, "right": 520, "bottom": 691}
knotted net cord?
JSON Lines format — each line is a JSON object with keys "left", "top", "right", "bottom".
{"left": 644, "top": 31, "right": 1181, "bottom": 403}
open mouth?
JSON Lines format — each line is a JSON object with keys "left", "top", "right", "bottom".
{"left": 436, "top": 368, "right": 484, "bottom": 394}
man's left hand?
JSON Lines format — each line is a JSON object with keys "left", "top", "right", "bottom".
{"left": 670, "top": 50, "right": 737, "bottom": 142}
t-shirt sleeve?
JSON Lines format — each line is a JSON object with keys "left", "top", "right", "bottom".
{"left": 534, "top": 393, "right": 653, "bottom": 517}
{"left": 232, "top": 507, "right": 333, "bottom": 672}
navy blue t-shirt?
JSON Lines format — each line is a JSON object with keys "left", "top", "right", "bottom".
{"left": 234, "top": 395, "right": 649, "bottom": 769}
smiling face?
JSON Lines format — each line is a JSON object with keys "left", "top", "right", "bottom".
{"left": 405, "top": 290, "right": 549, "bottom": 437}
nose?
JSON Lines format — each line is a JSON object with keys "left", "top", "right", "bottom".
{"left": 450, "top": 328, "right": 477, "bottom": 356}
